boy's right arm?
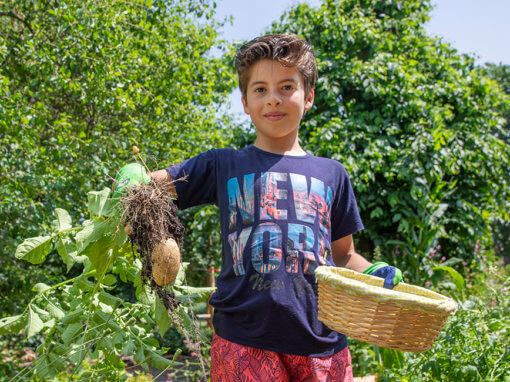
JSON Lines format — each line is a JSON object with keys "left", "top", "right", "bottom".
{"left": 149, "top": 169, "right": 177, "bottom": 199}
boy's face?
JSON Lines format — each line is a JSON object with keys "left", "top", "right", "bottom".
{"left": 242, "top": 59, "right": 314, "bottom": 144}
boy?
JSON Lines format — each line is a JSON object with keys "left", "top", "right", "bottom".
{"left": 148, "top": 34, "right": 401, "bottom": 381}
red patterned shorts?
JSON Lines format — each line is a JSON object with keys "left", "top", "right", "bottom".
{"left": 210, "top": 334, "right": 353, "bottom": 382}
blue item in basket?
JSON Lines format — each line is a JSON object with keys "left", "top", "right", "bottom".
{"left": 363, "top": 262, "right": 403, "bottom": 289}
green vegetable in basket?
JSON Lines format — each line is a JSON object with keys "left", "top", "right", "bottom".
{"left": 363, "top": 261, "right": 402, "bottom": 289}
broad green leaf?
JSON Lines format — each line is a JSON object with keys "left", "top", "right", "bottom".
{"left": 112, "top": 330, "right": 125, "bottom": 346}
{"left": 62, "top": 322, "right": 84, "bottom": 345}
{"left": 134, "top": 344, "right": 146, "bottom": 364}
{"left": 433, "top": 266, "right": 465, "bottom": 296}
{"left": 154, "top": 296, "right": 172, "bottom": 337}
{"left": 0, "top": 314, "right": 27, "bottom": 335}
{"left": 48, "top": 353, "right": 67, "bottom": 372}
{"left": 33, "top": 283, "right": 51, "bottom": 293}
{"left": 173, "top": 285, "right": 216, "bottom": 303}
{"left": 76, "top": 218, "right": 116, "bottom": 254}
{"left": 47, "top": 303, "right": 65, "bottom": 320}
{"left": 33, "top": 305, "right": 51, "bottom": 320}
{"left": 98, "top": 290, "right": 121, "bottom": 307}
{"left": 51, "top": 208, "right": 72, "bottom": 232}
{"left": 15, "top": 236, "right": 52, "bottom": 264}
{"left": 61, "top": 308, "right": 85, "bottom": 324}
{"left": 69, "top": 336, "right": 86, "bottom": 365}
{"left": 102, "top": 274, "right": 117, "bottom": 286}
{"left": 98, "top": 337, "right": 114, "bottom": 352}
{"left": 136, "top": 283, "right": 155, "bottom": 305}
{"left": 149, "top": 351, "right": 175, "bottom": 370}
{"left": 440, "top": 257, "right": 463, "bottom": 267}
{"left": 76, "top": 276, "right": 95, "bottom": 292}
{"left": 27, "top": 307, "right": 44, "bottom": 338}
{"left": 88, "top": 188, "right": 113, "bottom": 217}
{"left": 173, "top": 262, "right": 190, "bottom": 287}
{"left": 56, "top": 236, "right": 81, "bottom": 272}
{"left": 122, "top": 339, "right": 136, "bottom": 356}
{"left": 86, "top": 236, "right": 116, "bottom": 276}
{"left": 34, "top": 355, "right": 54, "bottom": 380}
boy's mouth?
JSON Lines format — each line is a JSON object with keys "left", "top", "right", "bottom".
{"left": 264, "top": 112, "right": 285, "bottom": 121}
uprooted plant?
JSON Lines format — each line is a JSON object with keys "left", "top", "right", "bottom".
{"left": 1, "top": 159, "right": 214, "bottom": 381}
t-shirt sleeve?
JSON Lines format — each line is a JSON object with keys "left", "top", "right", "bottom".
{"left": 330, "top": 164, "right": 364, "bottom": 241}
{"left": 166, "top": 149, "right": 217, "bottom": 210}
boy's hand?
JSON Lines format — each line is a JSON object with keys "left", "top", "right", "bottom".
{"left": 363, "top": 262, "right": 403, "bottom": 289}
{"left": 112, "top": 163, "right": 151, "bottom": 199}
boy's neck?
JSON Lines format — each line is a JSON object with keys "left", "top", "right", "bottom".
{"left": 253, "top": 135, "right": 307, "bottom": 156}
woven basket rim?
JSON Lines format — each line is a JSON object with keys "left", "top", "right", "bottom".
{"left": 315, "top": 266, "right": 458, "bottom": 314}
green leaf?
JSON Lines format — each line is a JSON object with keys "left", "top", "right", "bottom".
{"left": 86, "top": 236, "right": 116, "bottom": 275}
{"left": 88, "top": 188, "right": 113, "bottom": 217}
{"left": 173, "top": 262, "right": 190, "bottom": 287}
{"left": 27, "top": 307, "right": 44, "bottom": 338}
{"left": 47, "top": 303, "right": 65, "bottom": 320}
{"left": 61, "top": 308, "right": 85, "bottom": 324}
{"left": 33, "top": 283, "right": 51, "bottom": 293}
{"left": 173, "top": 285, "right": 216, "bottom": 303}
{"left": 76, "top": 276, "right": 95, "bottom": 292}
{"left": 149, "top": 351, "right": 175, "bottom": 370}
{"left": 62, "top": 322, "right": 84, "bottom": 345}
{"left": 154, "top": 296, "right": 172, "bottom": 337}
{"left": 15, "top": 236, "right": 53, "bottom": 264}
{"left": 134, "top": 344, "right": 146, "bottom": 364}
{"left": 69, "top": 336, "right": 86, "bottom": 365}
{"left": 35, "top": 355, "right": 55, "bottom": 380}
{"left": 122, "top": 339, "right": 136, "bottom": 356}
{"left": 440, "top": 257, "right": 463, "bottom": 267}
{"left": 76, "top": 219, "right": 115, "bottom": 254}
{"left": 56, "top": 236, "right": 82, "bottom": 272}
{"left": 51, "top": 208, "right": 72, "bottom": 232}
{"left": 432, "top": 266, "right": 465, "bottom": 296}
{"left": 0, "top": 314, "right": 27, "bottom": 335}
{"left": 98, "top": 291, "right": 122, "bottom": 307}
{"left": 102, "top": 274, "right": 117, "bottom": 286}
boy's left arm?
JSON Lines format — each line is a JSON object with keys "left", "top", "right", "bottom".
{"left": 331, "top": 234, "right": 371, "bottom": 272}
{"left": 331, "top": 235, "right": 403, "bottom": 289}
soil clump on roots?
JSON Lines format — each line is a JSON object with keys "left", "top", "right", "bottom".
{"left": 118, "top": 180, "right": 184, "bottom": 311}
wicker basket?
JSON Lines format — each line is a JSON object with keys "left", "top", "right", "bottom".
{"left": 315, "top": 266, "right": 458, "bottom": 352}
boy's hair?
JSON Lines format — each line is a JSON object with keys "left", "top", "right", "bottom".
{"left": 235, "top": 34, "right": 318, "bottom": 101}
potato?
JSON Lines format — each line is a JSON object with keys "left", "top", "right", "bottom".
{"left": 151, "top": 238, "right": 181, "bottom": 286}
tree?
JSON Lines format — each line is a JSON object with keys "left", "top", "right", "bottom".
{"left": 0, "top": 0, "right": 239, "bottom": 378}
{"left": 0, "top": 0, "right": 236, "bottom": 316}
{"left": 272, "top": 0, "right": 510, "bottom": 279}
{"left": 483, "top": 63, "right": 510, "bottom": 263}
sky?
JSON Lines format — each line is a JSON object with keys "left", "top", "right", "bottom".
{"left": 213, "top": 0, "right": 510, "bottom": 119}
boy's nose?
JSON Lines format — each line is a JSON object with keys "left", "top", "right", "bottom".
{"left": 267, "top": 93, "right": 282, "bottom": 106}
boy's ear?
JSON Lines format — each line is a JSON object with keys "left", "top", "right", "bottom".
{"left": 241, "top": 95, "right": 249, "bottom": 114}
{"left": 304, "top": 89, "right": 315, "bottom": 111}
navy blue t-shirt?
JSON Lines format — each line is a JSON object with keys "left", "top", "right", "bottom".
{"left": 168, "top": 145, "right": 364, "bottom": 356}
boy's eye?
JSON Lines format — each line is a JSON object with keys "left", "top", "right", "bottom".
{"left": 254, "top": 87, "right": 265, "bottom": 93}
{"left": 282, "top": 84, "right": 294, "bottom": 91}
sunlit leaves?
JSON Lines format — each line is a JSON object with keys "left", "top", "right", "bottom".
{"left": 14, "top": 236, "right": 53, "bottom": 264}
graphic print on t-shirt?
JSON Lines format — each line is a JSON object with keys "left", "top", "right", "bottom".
{"left": 227, "top": 171, "right": 333, "bottom": 278}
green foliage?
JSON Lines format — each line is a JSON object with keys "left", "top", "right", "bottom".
{"left": 273, "top": 0, "right": 510, "bottom": 282}
{"left": 0, "top": 0, "right": 236, "bottom": 316}
{"left": 0, "top": 188, "right": 214, "bottom": 379}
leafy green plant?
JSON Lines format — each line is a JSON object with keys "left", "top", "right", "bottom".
{"left": 0, "top": 188, "right": 215, "bottom": 380}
